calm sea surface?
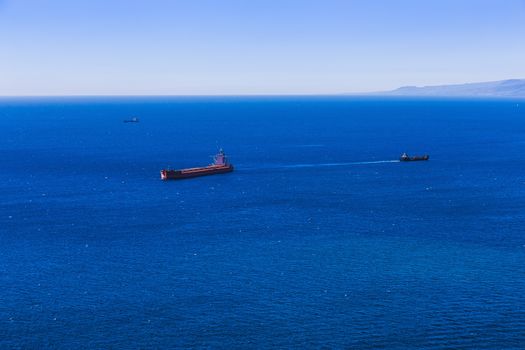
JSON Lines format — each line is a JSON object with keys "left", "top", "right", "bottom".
{"left": 1, "top": 97, "right": 525, "bottom": 349}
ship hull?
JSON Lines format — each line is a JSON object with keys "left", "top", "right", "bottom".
{"left": 400, "top": 155, "right": 429, "bottom": 162}
{"left": 161, "top": 165, "right": 234, "bottom": 180}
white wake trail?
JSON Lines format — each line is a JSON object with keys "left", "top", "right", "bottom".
{"left": 242, "top": 160, "right": 399, "bottom": 171}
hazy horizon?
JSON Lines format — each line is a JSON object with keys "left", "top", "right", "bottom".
{"left": 1, "top": 0, "right": 524, "bottom": 95}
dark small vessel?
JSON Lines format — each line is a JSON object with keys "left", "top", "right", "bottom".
{"left": 124, "top": 117, "right": 139, "bottom": 123}
{"left": 161, "top": 149, "right": 234, "bottom": 180}
{"left": 400, "top": 153, "right": 429, "bottom": 162}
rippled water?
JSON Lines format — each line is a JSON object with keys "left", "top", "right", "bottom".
{"left": 1, "top": 97, "right": 525, "bottom": 349}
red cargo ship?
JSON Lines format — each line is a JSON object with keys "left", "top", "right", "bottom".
{"left": 160, "top": 149, "right": 234, "bottom": 180}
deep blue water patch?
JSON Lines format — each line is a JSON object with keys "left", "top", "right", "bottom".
{"left": 1, "top": 96, "right": 525, "bottom": 349}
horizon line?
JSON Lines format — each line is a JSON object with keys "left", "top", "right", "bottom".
{"left": 1, "top": 78, "right": 523, "bottom": 98}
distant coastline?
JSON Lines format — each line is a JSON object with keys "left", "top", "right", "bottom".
{"left": 366, "top": 79, "right": 525, "bottom": 98}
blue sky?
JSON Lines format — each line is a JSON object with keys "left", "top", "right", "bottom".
{"left": 0, "top": 0, "right": 524, "bottom": 95}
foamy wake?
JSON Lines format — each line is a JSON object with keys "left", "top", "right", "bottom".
{"left": 242, "top": 160, "right": 399, "bottom": 171}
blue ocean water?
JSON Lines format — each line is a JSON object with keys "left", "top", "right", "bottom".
{"left": 1, "top": 96, "right": 525, "bottom": 349}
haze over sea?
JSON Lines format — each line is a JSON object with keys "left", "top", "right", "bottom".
{"left": 1, "top": 96, "right": 525, "bottom": 349}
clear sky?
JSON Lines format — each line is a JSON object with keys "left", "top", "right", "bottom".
{"left": 1, "top": 0, "right": 524, "bottom": 95}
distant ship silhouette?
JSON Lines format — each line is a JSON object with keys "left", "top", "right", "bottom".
{"left": 123, "top": 117, "right": 139, "bottom": 123}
